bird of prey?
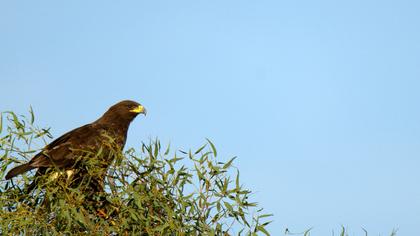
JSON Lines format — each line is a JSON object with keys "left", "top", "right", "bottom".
{"left": 5, "top": 100, "right": 146, "bottom": 193}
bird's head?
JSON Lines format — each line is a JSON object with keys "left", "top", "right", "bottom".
{"left": 99, "top": 100, "right": 146, "bottom": 124}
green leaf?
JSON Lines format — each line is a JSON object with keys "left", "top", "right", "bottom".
{"left": 257, "top": 225, "right": 270, "bottom": 236}
{"left": 29, "top": 106, "right": 35, "bottom": 124}
{"left": 195, "top": 143, "right": 207, "bottom": 154}
{"left": 236, "top": 170, "right": 240, "bottom": 189}
{"left": 154, "top": 141, "right": 159, "bottom": 157}
{"left": 303, "top": 227, "right": 313, "bottom": 236}
{"left": 340, "top": 226, "right": 346, "bottom": 236}
{"left": 195, "top": 163, "right": 205, "bottom": 180}
{"left": 6, "top": 111, "right": 23, "bottom": 130}
{"left": 223, "top": 156, "right": 237, "bottom": 169}
{"left": 223, "top": 178, "right": 229, "bottom": 193}
{"left": 169, "top": 156, "right": 184, "bottom": 163}
{"left": 259, "top": 214, "right": 273, "bottom": 219}
{"left": 206, "top": 138, "right": 217, "bottom": 157}
{"left": 164, "top": 143, "right": 171, "bottom": 155}
{"left": 224, "top": 201, "right": 234, "bottom": 212}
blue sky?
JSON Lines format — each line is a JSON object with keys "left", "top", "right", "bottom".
{"left": 1, "top": 1, "right": 420, "bottom": 235}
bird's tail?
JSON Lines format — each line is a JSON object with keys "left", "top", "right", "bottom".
{"left": 5, "top": 163, "right": 33, "bottom": 180}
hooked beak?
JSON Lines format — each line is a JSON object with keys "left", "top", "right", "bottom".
{"left": 130, "top": 105, "right": 147, "bottom": 115}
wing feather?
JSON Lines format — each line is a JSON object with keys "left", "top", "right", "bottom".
{"left": 28, "top": 124, "right": 98, "bottom": 168}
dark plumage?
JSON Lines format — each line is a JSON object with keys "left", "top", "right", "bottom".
{"left": 5, "top": 100, "right": 146, "bottom": 193}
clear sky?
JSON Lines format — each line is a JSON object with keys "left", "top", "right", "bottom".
{"left": 1, "top": 1, "right": 420, "bottom": 235}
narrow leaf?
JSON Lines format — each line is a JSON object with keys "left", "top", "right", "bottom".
{"left": 206, "top": 138, "right": 217, "bottom": 157}
{"left": 195, "top": 143, "right": 207, "bottom": 154}
{"left": 257, "top": 226, "right": 270, "bottom": 236}
{"left": 223, "top": 156, "right": 237, "bottom": 169}
{"left": 164, "top": 143, "right": 171, "bottom": 155}
{"left": 224, "top": 201, "right": 234, "bottom": 212}
{"left": 259, "top": 214, "right": 273, "bottom": 219}
{"left": 29, "top": 106, "right": 35, "bottom": 124}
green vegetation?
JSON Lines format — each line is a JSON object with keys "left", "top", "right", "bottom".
{"left": 284, "top": 226, "right": 398, "bottom": 236}
{"left": 0, "top": 109, "right": 399, "bottom": 235}
{"left": 0, "top": 110, "right": 272, "bottom": 235}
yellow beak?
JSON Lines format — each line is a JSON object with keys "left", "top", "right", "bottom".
{"left": 130, "top": 105, "right": 146, "bottom": 115}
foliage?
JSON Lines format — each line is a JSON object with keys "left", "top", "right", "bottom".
{"left": 284, "top": 226, "right": 398, "bottom": 236}
{"left": 0, "top": 110, "right": 272, "bottom": 235}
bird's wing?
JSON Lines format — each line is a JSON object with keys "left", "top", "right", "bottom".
{"left": 28, "top": 124, "right": 99, "bottom": 168}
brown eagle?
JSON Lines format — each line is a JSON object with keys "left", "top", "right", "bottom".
{"left": 5, "top": 100, "right": 146, "bottom": 193}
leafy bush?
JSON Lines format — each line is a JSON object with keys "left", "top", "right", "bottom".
{"left": 0, "top": 109, "right": 272, "bottom": 235}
